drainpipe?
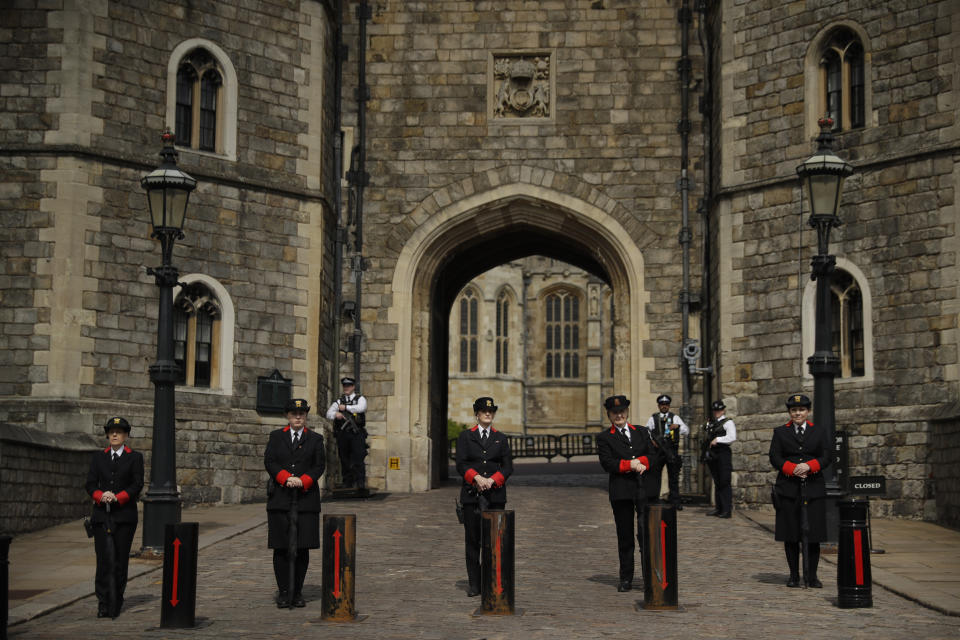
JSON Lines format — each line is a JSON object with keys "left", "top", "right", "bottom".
{"left": 331, "top": 0, "right": 346, "bottom": 399}
{"left": 695, "top": 0, "right": 715, "bottom": 412}
{"left": 677, "top": 0, "right": 695, "bottom": 427}
{"left": 347, "top": 0, "right": 371, "bottom": 383}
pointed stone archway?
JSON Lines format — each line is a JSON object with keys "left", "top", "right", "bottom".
{"left": 381, "top": 169, "right": 656, "bottom": 492}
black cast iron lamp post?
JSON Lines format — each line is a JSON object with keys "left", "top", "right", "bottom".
{"left": 796, "top": 117, "right": 854, "bottom": 541}
{"left": 140, "top": 131, "right": 196, "bottom": 553}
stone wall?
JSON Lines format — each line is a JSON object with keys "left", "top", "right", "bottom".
{"left": 715, "top": 0, "right": 958, "bottom": 519}
{"left": 0, "top": 425, "right": 102, "bottom": 535}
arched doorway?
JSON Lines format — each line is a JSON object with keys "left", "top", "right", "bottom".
{"left": 384, "top": 180, "right": 655, "bottom": 492}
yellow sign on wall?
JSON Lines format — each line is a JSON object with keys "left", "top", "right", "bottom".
{"left": 389, "top": 456, "right": 400, "bottom": 470}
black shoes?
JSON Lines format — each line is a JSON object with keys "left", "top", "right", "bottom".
{"left": 718, "top": 512, "right": 732, "bottom": 519}
{"left": 705, "top": 510, "right": 720, "bottom": 516}
{"left": 807, "top": 578, "right": 823, "bottom": 589}
{"left": 292, "top": 593, "right": 306, "bottom": 607}
{"left": 97, "top": 603, "right": 110, "bottom": 618}
{"left": 617, "top": 580, "right": 632, "bottom": 592}
{"left": 786, "top": 575, "right": 801, "bottom": 588}
{"left": 276, "top": 591, "right": 291, "bottom": 608}
{"left": 467, "top": 587, "right": 481, "bottom": 597}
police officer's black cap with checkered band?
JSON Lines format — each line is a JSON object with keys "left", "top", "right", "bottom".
{"left": 604, "top": 395, "right": 630, "bottom": 411}
{"left": 284, "top": 398, "right": 311, "bottom": 413}
{"left": 656, "top": 394, "right": 672, "bottom": 405}
{"left": 473, "top": 397, "right": 498, "bottom": 413}
{"left": 711, "top": 400, "right": 726, "bottom": 411}
{"left": 340, "top": 377, "right": 355, "bottom": 386}
{"left": 786, "top": 394, "right": 811, "bottom": 409}
{"left": 104, "top": 416, "right": 131, "bottom": 433}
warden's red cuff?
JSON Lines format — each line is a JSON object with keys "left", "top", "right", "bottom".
{"left": 115, "top": 491, "right": 130, "bottom": 505}
{"left": 808, "top": 459, "right": 821, "bottom": 474}
{"left": 276, "top": 470, "right": 292, "bottom": 485}
{"left": 300, "top": 474, "right": 314, "bottom": 491}
{"left": 783, "top": 461, "right": 797, "bottom": 476}
{"left": 619, "top": 459, "right": 632, "bottom": 473}
{"left": 93, "top": 490, "right": 104, "bottom": 504}
{"left": 639, "top": 456, "right": 649, "bottom": 468}
{"left": 464, "top": 469, "right": 478, "bottom": 484}
{"left": 491, "top": 472, "right": 505, "bottom": 487}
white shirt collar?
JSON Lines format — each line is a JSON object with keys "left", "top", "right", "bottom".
{"left": 111, "top": 447, "right": 123, "bottom": 456}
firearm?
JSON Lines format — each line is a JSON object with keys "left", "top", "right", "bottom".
{"left": 337, "top": 396, "right": 366, "bottom": 436}
{"left": 649, "top": 426, "right": 680, "bottom": 466}
{"left": 104, "top": 502, "right": 119, "bottom": 618}
{"left": 699, "top": 419, "right": 727, "bottom": 464}
{"left": 285, "top": 487, "right": 299, "bottom": 608}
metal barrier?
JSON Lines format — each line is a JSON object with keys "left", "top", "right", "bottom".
{"left": 558, "top": 433, "right": 597, "bottom": 460}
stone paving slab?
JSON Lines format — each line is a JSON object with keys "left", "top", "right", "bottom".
{"left": 8, "top": 479, "right": 960, "bottom": 640}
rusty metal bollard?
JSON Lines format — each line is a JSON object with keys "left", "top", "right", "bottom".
{"left": 642, "top": 503, "right": 679, "bottom": 610}
{"left": 478, "top": 510, "right": 515, "bottom": 615}
{"left": 321, "top": 514, "right": 357, "bottom": 621}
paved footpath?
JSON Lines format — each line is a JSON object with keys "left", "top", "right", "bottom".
{"left": 8, "top": 468, "right": 960, "bottom": 639}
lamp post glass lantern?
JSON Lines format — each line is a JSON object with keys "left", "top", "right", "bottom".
{"left": 796, "top": 117, "right": 854, "bottom": 543}
{"left": 140, "top": 131, "right": 196, "bottom": 553}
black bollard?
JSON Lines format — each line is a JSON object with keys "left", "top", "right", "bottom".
{"left": 837, "top": 497, "right": 873, "bottom": 608}
{"left": 160, "top": 522, "right": 199, "bottom": 628}
{"left": 479, "top": 510, "right": 515, "bottom": 615}
{"left": 642, "top": 504, "right": 679, "bottom": 610}
{"left": 1, "top": 536, "right": 10, "bottom": 640}
{"left": 321, "top": 514, "right": 357, "bottom": 621}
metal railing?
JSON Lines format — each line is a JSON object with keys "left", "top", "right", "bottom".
{"left": 448, "top": 432, "right": 600, "bottom": 462}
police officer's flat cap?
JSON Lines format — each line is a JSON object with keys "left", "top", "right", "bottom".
{"left": 473, "top": 397, "right": 498, "bottom": 412}
{"left": 786, "top": 394, "right": 811, "bottom": 408}
{"left": 341, "top": 377, "right": 355, "bottom": 386}
{"left": 711, "top": 400, "right": 726, "bottom": 411}
{"left": 656, "top": 394, "right": 672, "bottom": 405}
{"left": 104, "top": 416, "right": 131, "bottom": 433}
{"left": 604, "top": 395, "right": 630, "bottom": 411}
{"left": 284, "top": 398, "right": 311, "bottom": 413}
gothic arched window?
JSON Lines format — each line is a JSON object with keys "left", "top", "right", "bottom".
{"left": 545, "top": 290, "right": 580, "bottom": 379}
{"left": 459, "top": 289, "right": 479, "bottom": 373}
{"left": 173, "top": 282, "right": 223, "bottom": 388}
{"left": 175, "top": 49, "right": 223, "bottom": 152}
{"left": 819, "top": 28, "right": 866, "bottom": 131}
{"left": 831, "top": 270, "right": 865, "bottom": 378}
{"left": 496, "top": 291, "right": 510, "bottom": 375}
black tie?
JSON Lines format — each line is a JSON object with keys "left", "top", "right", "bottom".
{"left": 480, "top": 430, "right": 488, "bottom": 445}
{"left": 292, "top": 432, "right": 300, "bottom": 448}
{"left": 112, "top": 452, "right": 119, "bottom": 464}
{"left": 797, "top": 426, "right": 805, "bottom": 441}
{"left": 621, "top": 428, "right": 630, "bottom": 443}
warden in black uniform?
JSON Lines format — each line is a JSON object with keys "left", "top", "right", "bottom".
{"left": 85, "top": 416, "right": 144, "bottom": 618}
{"left": 264, "top": 398, "right": 325, "bottom": 608}
{"left": 597, "top": 395, "right": 652, "bottom": 592}
{"left": 769, "top": 394, "right": 831, "bottom": 588}
{"left": 325, "top": 376, "right": 367, "bottom": 488}
{"left": 455, "top": 396, "right": 513, "bottom": 597}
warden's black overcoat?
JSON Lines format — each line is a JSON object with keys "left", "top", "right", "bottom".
{"left": 264, "top": 426, "right": 325, "bottom": 549}
{"left": 769, "top": 420, "right": 832, "bottom": 542}
{"left": 455, "top": 425, "right": 513, "bottom": 505}
{"left": 85, "top": 445, "right": 144, "bottom": 523}
{"left": 596, "top": 423, "right": 653, "bottom": 501}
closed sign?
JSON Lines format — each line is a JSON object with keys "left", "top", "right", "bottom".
{"left": 849, "top": 475, "right": 885, "bottom": 495}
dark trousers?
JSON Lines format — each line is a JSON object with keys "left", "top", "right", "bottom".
{"left": 610, "top": 497, "right": 645, "bottom": 583}
{"left": 273, "top": 548, "right": 310, "bottom": 596}
{"left": 665, "top": 454, "right": 682, "bottom": 504}
{"left": 93, "top": 521, "right": 136, "bottom": 609}
{"left": 462, "top": 501, "right": 504, "bottom": 590}
{"left": 707, "top": 445, "right": 732, "bottom": 514}
{"left": 334, "top": 428, "right": 367, "bottom": 487}
{"left": 784, "top": 541, "right": 821, "bottom": 580}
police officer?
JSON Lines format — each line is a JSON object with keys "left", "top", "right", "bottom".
{"left": 597, "top": 395, "right": 652, "bottom": 592}
{"left": 455, "top": 397, "right": 513, "bottom": 597}
{"left": 704, "top": 399, "right": 736, "bottom": 518}
{"left": 85, "top": 416, "right": 144, "bottom": 618}
{"left": 644, "top": 394, "right": 689, "bottom": 509}
{"left": 264, "top": 398, "right": 325, "bottom": 608}
{"left": 325, "top": 377, "right": 368, "bottom": 488}
{"left": 769, "top": 394, "right": 831, "bottom": 588}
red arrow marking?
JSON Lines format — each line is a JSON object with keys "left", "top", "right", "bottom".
{"left": 494, "top": 530, "right": 503, "bottom": 595}
{"left": 660, "top": 521, "right": 668, "bottom": 590}
{"left": 332, "top": 529, "right": 342, "bottom": 598}
{"left": 170, "top": 538, "right": 181, "bottom": 606}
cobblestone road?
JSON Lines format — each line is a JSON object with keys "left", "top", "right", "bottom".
{"left": 11, "top": 475, "right": 960, "bottom": 639}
